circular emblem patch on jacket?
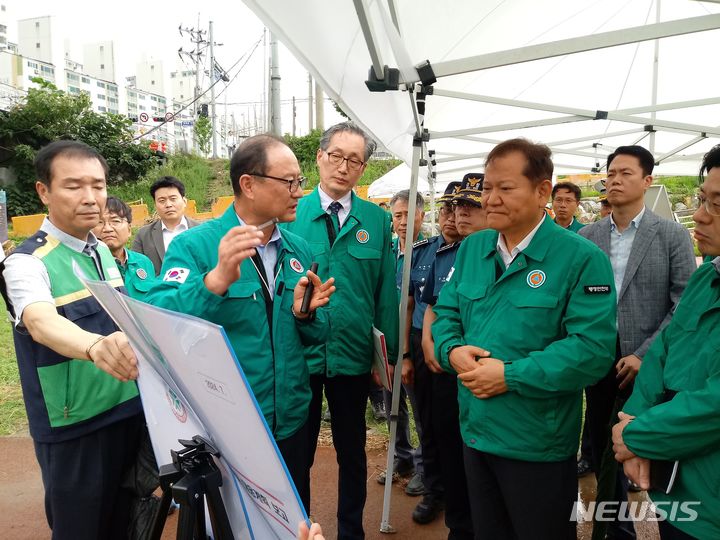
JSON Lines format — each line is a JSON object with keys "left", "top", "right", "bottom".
{"left": 136, "top": 268, "right": 148, "bottom": 280}
{"left": 356, "top": 229, "right": 369, "bottom": 243}
{"left": 290, "top": 258, "right": 304, "bottom": 273}
{"left": 526, "top": 270, "right": 546, "bottom": 288}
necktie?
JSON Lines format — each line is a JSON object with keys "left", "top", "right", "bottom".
{"left": 329, "top": 201, "right": 343, "bottom": 233}
{"left": 83, "top": 243, "right": 105, "bottom": 280}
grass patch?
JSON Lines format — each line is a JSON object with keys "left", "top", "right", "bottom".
{"left": 0, "top": 315, "right": 27, "bottom": 435}
{"left": 110, "top": 153, "right": 219, "bottom": 213}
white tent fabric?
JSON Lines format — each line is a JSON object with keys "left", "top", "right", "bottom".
{"left": 240, "top": 0, "right": 720, "bottom": 531}
{"left": 366, "top": 163, "right": 432, "bottom": 198}
{"left": 243, "top": 0, "right": 720, "bottom": 178}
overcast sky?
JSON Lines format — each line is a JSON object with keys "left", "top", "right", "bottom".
{"left": 6, "top": 0, "right": 343, "bottom": 136}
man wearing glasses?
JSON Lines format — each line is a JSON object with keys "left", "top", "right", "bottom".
{"left": 146, "top": 134, "right": 336, "bottom": 512}
{"left": 551, "top": 182, "right": 585, "bottom": 232}
{"left": 284, "top": 122, "right": 399, "bottom": 540}
{"left": 93, "top": 196, "right": 155, "bottom": 300}
{"left": 611, "top": 144, "right": 720, "bottom": 540}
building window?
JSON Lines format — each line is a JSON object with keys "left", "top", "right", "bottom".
{"left": 138, "top": 94, "right": 145, "bottom": 100}
{"left": 97, "top": 81, "right": 105, "bottom": 88}
{"left": 68, "top": 86, "right": 80, "bottom": 94}
{"left": 97, "top": 94, "right": 105, "bottom": 100}
{"left": 98, "top": 106, "right": 106, "bottom": 112}
{"left": 35, "top": 21, "right": 39, "bottom": 28}
{"left": 36, "top": 42, "right": 40, "bottom": 48}
{"left": 82, "top": 77, "right": 90, "bottom": 84}
{"left": 0, "top": 24, "right": 7, "bottom": 33}
{"left": 100, "top": 63, "right": 104, "bottom": 69}
{"left": 151, "top": 80, "right": 155, "bottom": 85}
{"left": 99, "top": 45, "right": 104, "bottom": 52}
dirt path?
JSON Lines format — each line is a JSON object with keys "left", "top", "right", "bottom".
{"left": 0, "top": 436, "right": 659, "bottom": 539}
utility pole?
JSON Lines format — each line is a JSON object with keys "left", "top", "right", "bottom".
{"left": 209, "top": 20, "right": 218, "bottom": 158}
{"left": 262, "top": 29, "right": 267, "bottom": 133}
{"left": 315, "top": 81, "right": 324, "bottom": 132}
{"left": 307, "top": 73, "right": 313, "bottom": 133}
{"left": 269, "top": 33, "right": 281, "bottom": 136}
{"left": 178, "top": 20, "right": 207, "bottom": 149}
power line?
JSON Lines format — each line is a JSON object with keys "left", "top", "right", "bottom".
{"left": 133, "top": 32, "right": 264, "bottom": 142}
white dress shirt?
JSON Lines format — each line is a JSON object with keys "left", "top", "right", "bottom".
{"left": 609, "top": 207, "right": 646, "bottom": 298}
{"left": 161, "top": 216, "right": 189, "bottom": 251}
{"left": 318, "top": 186, "right": 352, "bottom": 228}
{"left": 496, "top": 213, "right": 547, "bottom": 268}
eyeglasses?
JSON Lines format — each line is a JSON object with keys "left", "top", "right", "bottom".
{"left": 98, "top": 217, "right": 128, "bottom": 229}
{"left": 698, "top": 192, "right": 720, "bottom": 217}
{"left": 325, "top": 151, "right": 365, "bottom": 171}
{"left": 552, "top": 197, "right": 578, "bottom": 205}
{"left": 439, "top": 205, "right": 454, "bottom": 215}
{"left": 249, "top": 173, "right": 307, "bottom": 193}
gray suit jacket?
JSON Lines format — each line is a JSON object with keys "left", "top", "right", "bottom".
{"left": 579, "top": 208, "right": 696, "bottom": 358}
{"left": 132, "top": 216, "right": 201, "bottom": 276}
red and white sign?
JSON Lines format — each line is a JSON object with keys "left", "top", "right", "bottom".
{"left": 139, "top": 112, "right": 149, "bottom": 123}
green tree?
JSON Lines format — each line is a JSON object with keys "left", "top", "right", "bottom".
{"left": 194, "top": 116, "right": 212, "bottom": 156}
{"left": 0, "top": 78, "right": 156, "bottom": 216}
{"left": 285, "top": 129, "right": 322, "bottom": 164}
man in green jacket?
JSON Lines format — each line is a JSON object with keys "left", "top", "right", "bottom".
{"left": 146, "top": 134, "right": 335, "bottom": 513}
{"left": 612, "top": 144, "right": 720, "bottom": 540}
{"left": 552, "top": 181, "right": 585, "bottom": 232}
{"left": 283, "top": 122, "right": 399, "bottom": 540}
{"left": 93, "top": 196, "right": 156, "bottom": 300}
{"left": 432, "top": 138, "right": 617, "bottom": 540}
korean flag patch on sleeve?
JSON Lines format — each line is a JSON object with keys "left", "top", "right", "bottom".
{"left": 163, "top": 267, "right": 190, "bottom": 284}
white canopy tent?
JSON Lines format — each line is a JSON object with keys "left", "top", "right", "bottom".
{"left": 241, "top": 0, "right": 720, "bottom": 532}
{"left": 367, "top": 163, "right": 433, "bottom": 199}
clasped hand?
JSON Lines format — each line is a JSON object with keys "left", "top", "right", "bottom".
{"left": 449, "top": 345, "right": 507, "bottom": 399}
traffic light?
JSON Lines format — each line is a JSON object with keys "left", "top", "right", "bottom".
{"left": 198, "top": 104, "right": 208, "bottom": 117}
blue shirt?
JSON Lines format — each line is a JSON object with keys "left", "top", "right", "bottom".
{"left": 237, "top": 214, "right": 282, "bottom": 297}
{"left": 609, "top": 207, "right": 646, "bottom": 298}
{"left": 405, "top": 235, "right": 444, "bottom": 329}
{"left": 420, "top": 240, "right": 462, "bottom": 306}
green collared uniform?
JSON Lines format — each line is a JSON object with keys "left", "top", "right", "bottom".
{"left": 146, "top": 206, "right": 329, "bottom": 440}
{"left": 433, "top": 216, "right": 617, "bottom": 461}
{"left": 118, "top": 249, "right": 155, "bottom": 300}
{"left": 282, "top": 188, "right": 399, "bottom": 374}
{"left": 557, "top": 217, "right": 585, "bottom": 233}
{"left": 622, "top": 259, "right": 720, "bottom": 538}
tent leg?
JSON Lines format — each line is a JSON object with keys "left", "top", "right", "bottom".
{"left": 380, "top": 141, "right": 422, "bottom": 534}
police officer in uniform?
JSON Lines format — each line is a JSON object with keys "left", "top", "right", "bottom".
{"left": 420, "top": 175, "right": 485, "bottom": 539}
{"left": 146, "top": 134, "right": 335, "bottom": 512}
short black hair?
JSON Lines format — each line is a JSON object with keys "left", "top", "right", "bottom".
{"left": 699, "top": 144, "right": 720, "bottom": 182}
{"left": 34, "top": 140, "right": 109, "bottom": 187}
{"left": 486, "top": 138, "right": 553, "bottom": 185}
{"left": 607, "top": 145, "right": 655, "bottom": 176}
{"left": 150, "top": 176, "right": 186, "bottom": 199}
{"left": 229, "top": 134, "right": 289, "bottom": 196}
{"left": 552, "top": 182, "right": 581, "bottom": 201}
{"left": 105, "top": 196, "right": 132, "bottom": 222}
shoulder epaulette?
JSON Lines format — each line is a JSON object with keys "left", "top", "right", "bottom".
{"left": 437, "top": 241, "right": 460, "bottom": 254}
{"left": 413, "top": 238, "right": 430, "bottom": 248}
{"left": 13, "top": 230, "right": 49, "bottom": 256}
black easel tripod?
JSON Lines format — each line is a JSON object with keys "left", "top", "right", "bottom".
{"left": 149, "top": 435, "right": 234, "bottom": 540}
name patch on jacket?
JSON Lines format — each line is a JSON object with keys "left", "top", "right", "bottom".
{"left": 584, "top": 285, "right": 611, "bottom": 294}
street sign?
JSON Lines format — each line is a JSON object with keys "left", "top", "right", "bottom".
{"left": 165, "top": 112, "right": 175, "bottom": 122}
{"left": 181, "top": 120, "right": 194, "bottom": 127}
{"left": 139, "top": 112, "right": 149, "bottom": 123}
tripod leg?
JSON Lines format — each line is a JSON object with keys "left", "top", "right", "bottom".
{"left": 149, "top": 463, "right": 183, "bottom": 540}
{"left": 205, "top": 481, "right": 234, "bottom": 540}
